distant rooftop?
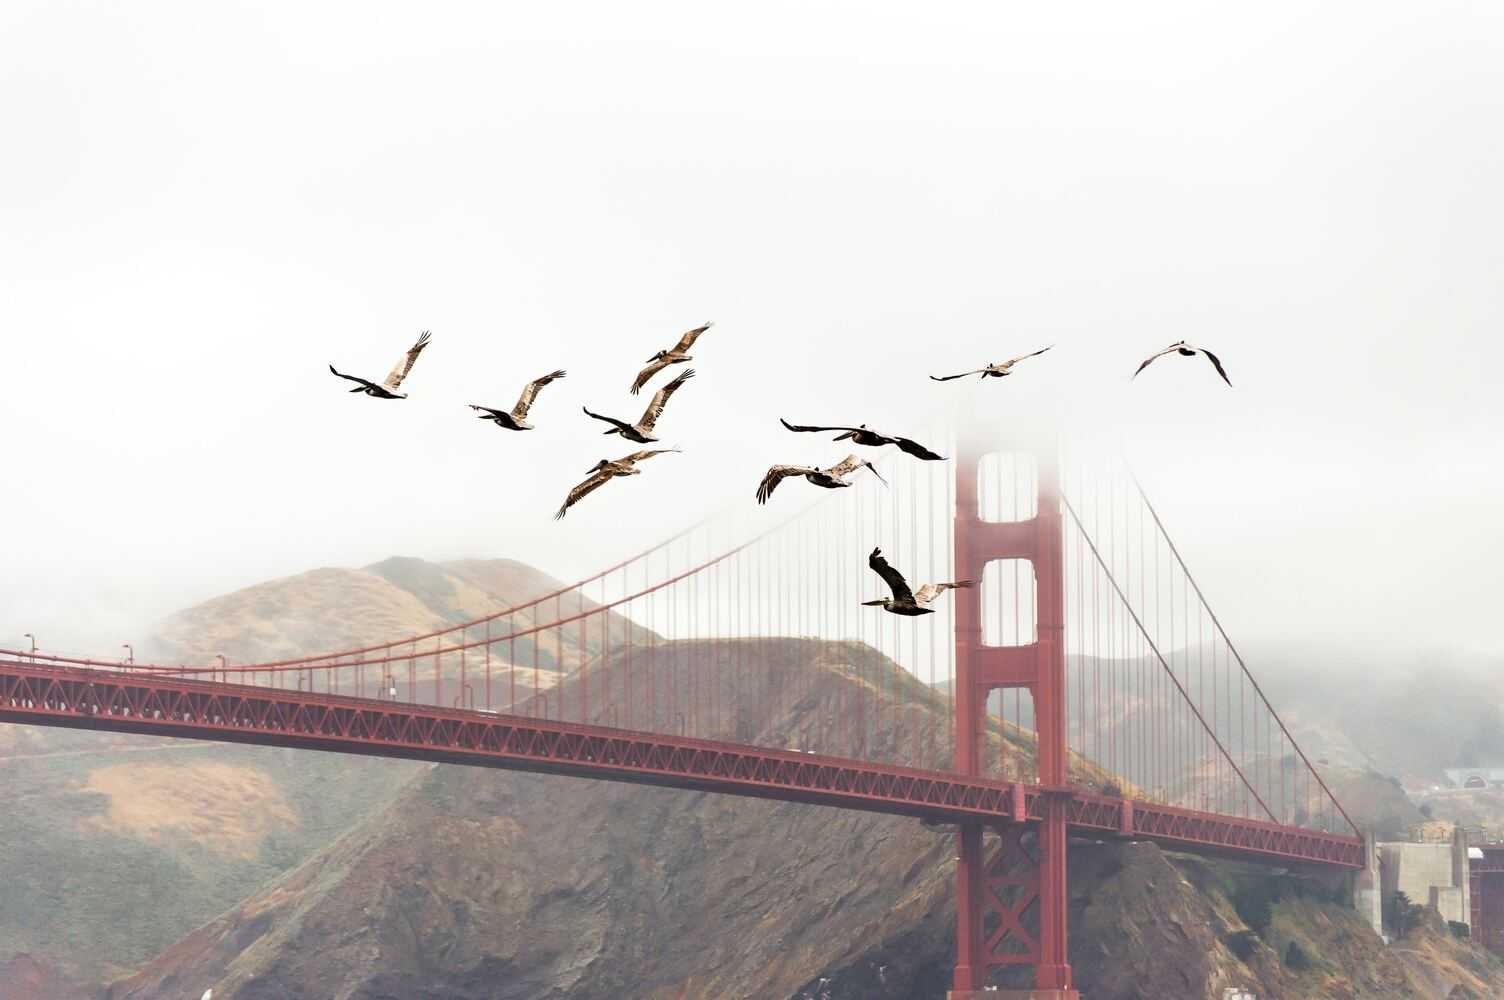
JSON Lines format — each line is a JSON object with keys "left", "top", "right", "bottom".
{"left": 1444, "top": 768, "right": 1504, "bottom": 788}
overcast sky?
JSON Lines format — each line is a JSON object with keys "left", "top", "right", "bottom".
{"left": 2, "top": 1, "right": 1501, "bottom": 658}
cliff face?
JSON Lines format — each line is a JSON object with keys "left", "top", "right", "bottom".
{"left": 0, "top": 556, "right": 635, "bottom": 989}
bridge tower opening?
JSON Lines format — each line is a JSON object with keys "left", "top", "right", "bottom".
{"left": 951, "top": 433, "right": 1077, "bottom": 999}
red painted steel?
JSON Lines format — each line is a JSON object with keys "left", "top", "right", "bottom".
{"left": 0, "top": 657, "right": 1363, "bottom": 865}
{"left": 0, "top": 660, "right": 1014, "bottom": 820}
{"left": 1473, "top": 847, "right": 1504, "bottom": 955}
{"left": 951, "top": 437, "right": 1074, "bottom": 993}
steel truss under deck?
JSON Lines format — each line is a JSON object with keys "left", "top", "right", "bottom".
{"left": 0, "top": 658, "right": 1362, "bottom": 868}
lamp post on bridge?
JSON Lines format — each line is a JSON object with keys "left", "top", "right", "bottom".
{"left": 121, "top": 644, "right": 133, "bottom": 670}
{"left": 23, "top": 633, "right": 36, "bottom": 660}
{"left": 215, "top": 654, "right": 226, "bottom": 684}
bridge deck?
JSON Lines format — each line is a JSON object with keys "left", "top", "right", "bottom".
{"left": 0, "top": 660, "right": 1363, "bottom": 868}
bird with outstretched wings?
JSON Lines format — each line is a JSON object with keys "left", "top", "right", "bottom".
{"left": 329, "top": 331, "right": 432, "bottom": 399}
{"left": 1133, "top": 341, "right": 1232, "bottom": 386}
{"left": 470, "top": 369, "right": 567, "bottom": 430}
{"left": 755, "top": 453, "right": 886, "bottom": 504}
{"left": 930, "top": 345, "right": 1052, "bottom": 381}
{"left": 779, "top": 418, "right": 945, "bottom": 461}
{"left": 555, "top": 447, "right": 678, "bottom": 519}
{"left": 631, "top": 322, "right": 713, "bottom": 394}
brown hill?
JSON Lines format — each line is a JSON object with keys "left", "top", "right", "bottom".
{"left": 0, "top": 556, "right": 639, "bottom": 990}
{"left": 105, "top": 639, "right": 1504, "bottom": 1000}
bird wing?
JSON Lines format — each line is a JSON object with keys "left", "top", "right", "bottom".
{"left": 929, "top": 369, "right": 986, "bottom": 382}
{"left": 630, "top": 356, "right": 675, "bottom": 395}
{"left": 581, "top": 406, "right": 635, "bottom": 434}
{"left": 824, "top": 453, "right": 864, "bottom": 477}
{"left": 638, "top": 368, "right": 694, "bottom": 430}
{"left": 1132, "top": 342, "right": 1182, "bottom": 379}
{"left": 1000, "top": 345, "right": 1053, "bottom": 367}
{"left": 868, "top": 547, "right": 915, "bottom": 604}
{"left": 755, "top": 465, "right": 814, "bottom": 504}
{"left": 671, "top": 321, "right": 713, "bottom": 353}
{"left": 618, "top": 447, "right": 680, "bottom": 466}
{"left": 555, "top": 470, "right": 616, "bottom": 519}
{"left": 824, "top": 454, "right": 887, "bottom": 487}
{"left": 382, "top": 330, "right": 432, "bottom": 391}
{"left": 780, "top": 418, "right": 860, "bottom": 434}
{"left": 892, "top": 435, "right": 947, "bottom": 461}
{"left": 512, "top": 369, "right": 566, "bottom": 419}
{"left": 914, "top": 580, "right": 974, "bottom": 604}
{"left": 329, "top": 365, "right": 376, "bottom": 388}
{"left": 1199, "top": 347, "right": 1233, "bottom": 386}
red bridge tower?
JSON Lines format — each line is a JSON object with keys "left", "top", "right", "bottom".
{"left": 951, "top": 433, "right": 1078, "bottom": 999}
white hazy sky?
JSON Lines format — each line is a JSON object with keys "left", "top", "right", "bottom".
{"left": 2, "top": 2, "right": 1501, "bottom": 657}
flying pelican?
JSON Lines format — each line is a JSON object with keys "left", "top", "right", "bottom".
{"left": 779, "top": 419, "right": 946, "bottom": 461}
{"left": 329, "top": 331, "right": 432, "bottom": 399}
{"left": 929, "top": 345, "right": 1052, "bottom": 381}
{"left": 862, "top": 547, "right": 973, "bottom": 616}
{"left": 755, "top": 454, "right": 886, "bottom": 505}
{"left": 469, "top": 370, "right": 567, "bottom": 430}
{"left": 583, "top": 369, "right": 695, "bottom": 443}
{"left": 555, "top": 448, "right": 679, "bottom": 519}
{"left": 631, "top": 322, "right": 713, "bottom": 394}
{"left": 1133, "top": 340, "right": 1232, "bottom": 385}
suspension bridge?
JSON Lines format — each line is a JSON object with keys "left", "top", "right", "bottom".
{"left": 0, "top": 430, "right": 1363, "bottom": 998}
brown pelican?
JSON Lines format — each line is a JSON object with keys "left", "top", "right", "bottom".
{"left": 930, "top": 345, "right": 1052, "bottom": 381}
{"left": 469, "top": 370, "right": 567, "bottom": 430}
{"left": 631, "top": 322, "right": 713, "bottom": 394}
{"left": 779, "top": 419, "right": 946, "bottom": 461}
{"left": 329, "top": 331, "right": 432, "bottom": 399}
{"left": 755, "top": 454, "right": 886, "bottom": 505}
{"left": 583, "top": 369, "right": 695, "bottom": 443}
{"left": 1133, "top": 341, "right": 1231, "bottom": 385}
{"left": 862, "top": 547, "right": 973, "bottom": 616}
{"left": 555, "top": 448, "right": 679, "bottom": 519}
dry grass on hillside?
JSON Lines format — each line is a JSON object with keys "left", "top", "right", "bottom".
{"left": 79, "top": 762, "right": 300, "bottom": 860}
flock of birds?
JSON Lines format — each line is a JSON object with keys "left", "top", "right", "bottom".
{"left": 329, "top": 325, "right": 1233, "bottom": 615}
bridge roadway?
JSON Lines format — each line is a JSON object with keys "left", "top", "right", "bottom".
{"left": 0, "top": 658, "right": 1363, "bottom": 868}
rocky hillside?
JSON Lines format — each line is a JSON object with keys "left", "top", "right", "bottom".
{"left": 0, "top": 555, "right": 639, "bottom": 993}
{"left": 106, "top": 639, "right": 1504, "bottom": 1000}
